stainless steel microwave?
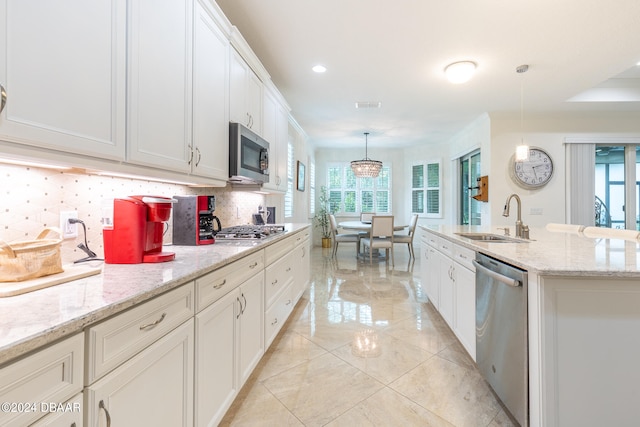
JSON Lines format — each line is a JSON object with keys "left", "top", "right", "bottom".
{"left": 229, "top": 122, "right": 269, "bottom": 185}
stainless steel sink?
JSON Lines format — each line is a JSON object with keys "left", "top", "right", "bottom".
{"left": 454, "top": 232, "right": 529, "bottom": 243}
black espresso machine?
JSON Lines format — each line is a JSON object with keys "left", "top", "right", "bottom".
{"left": 172, "top": 195, "right": 222, "bottom": 245}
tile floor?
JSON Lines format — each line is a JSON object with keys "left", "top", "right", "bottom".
{"left": 220, "top": 245, "right": 518, "bottom": 427}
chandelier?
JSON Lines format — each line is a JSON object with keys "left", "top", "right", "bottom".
{"left": 350, "top": 132, "right": 382, "bottom": 178}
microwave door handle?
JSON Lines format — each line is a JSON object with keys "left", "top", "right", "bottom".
{"left": 260, "top": 149, "right": 269, "bottom": 172}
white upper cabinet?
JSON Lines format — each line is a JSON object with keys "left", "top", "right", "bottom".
{"left": 192, "top": 0, "right": 230, "bottom": 181}
{"left": 127, "top": 0, "right": 193, "bottom": 173}
{"left": 229, "top": 48, "right": 262, "bottom": 134}
{"left": 0, "top": 0, "right": 126, "bottom": 160}
{"left": 262, "top": 87, "right": 289, "bottom": 193}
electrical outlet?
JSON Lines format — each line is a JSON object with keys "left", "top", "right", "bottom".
{"left": 60, "top": 211, "right": 78, "bottom": 239}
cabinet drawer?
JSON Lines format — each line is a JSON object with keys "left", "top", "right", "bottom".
{"left": 264, "top": 236, "right": 295, "bottom": 265}
{"left": 264, "top": 252, "right": 295, "bottom": 308}
{"left": 196, "top": 251, "right": 264, "bottom": 311}
{"left": 453, "top": 244, "right": 475, "bottom": 271}
{"left": 0, "top": 333, "right": 83, "bottom": 427}
{"left": 292, "top": 229, "right": 310, "bottom": 247}
{"left": 86, "top": 283, "right": 195, "bottom": 384}
{"left": 423, "top": 230, "right": 439, "bottom": 247}
{"left": 30, "top": 392, "right": 83, "bottom": 427}
{"left": 265, "top": 283, "right": 293, "bottom": 347}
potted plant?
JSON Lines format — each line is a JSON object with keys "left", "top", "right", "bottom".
{"left": 314, "top": 185, "right": 333, "bottom": 248}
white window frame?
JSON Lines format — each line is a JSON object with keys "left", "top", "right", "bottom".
{"left": 411, "top": 159, "right": 442, "bottom": 218}
{"left": 326, "top": 162, "right": 392, "bottom": 214}
{"left": 284, "top": 141, "right": 294, "bottom": 218}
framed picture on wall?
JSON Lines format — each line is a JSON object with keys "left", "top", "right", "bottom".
{"left": 297, "top": 161, "right": 306, "bottom": 191}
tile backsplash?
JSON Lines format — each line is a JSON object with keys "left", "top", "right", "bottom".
{"left": 0, "top": 164, "right": 266, "bottom": 264}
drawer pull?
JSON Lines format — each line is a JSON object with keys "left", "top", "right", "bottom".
{"left": 286, "top": 267, "right": 292, "bottom": 272}
{"left": 286, "top": 299, "right": 291, "bottom": 305}
{"left": 249, "top": 262, "right": 258, "bottom": 269}
{"left": 99, "top": 400, "right": 112, "bottom": 427}
{"left": 271, "top": 318, "right": 278, "bottom": 326}
{"left": 213, "top": 279, "right": 227, "bottom": 289}
{"left": 139, "top": 313, "right": 166, "bottom": 330}
{"left": 272, "top": 279, "right": 278, "bottom": 286}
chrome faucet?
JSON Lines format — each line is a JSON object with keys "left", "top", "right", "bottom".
{"left": 503, "top": 194, "right": 529, "bottom": 239}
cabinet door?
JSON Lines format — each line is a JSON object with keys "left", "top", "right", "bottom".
{"left": 293, "top": 234, "right": 310, "bottom": 301}
{"left": 195, "top": 289, "right": 238, "bottom": 427}
{"left": 229, "top": 49, "right": 248, "bottom": 126}
{"left": 275, "top": 104, "right": 289, "bottom": 191}
{"left": 246, "top": 71, "right": 263, "bottom": 134}
{"left": 0, "top": 0, "right": 126, "bottom": 160}
{"left": 422, "top": 243, "right": 440, "bottom": 308}
{"left": 127, "top": 0, "right": 192, "bottom": 172}
{"left": 454, "top": 263, "right": 476, "bottom": 360}
{"left": 192, "top": 0, "right": 229, "bottom": 181}
{"left": 438, "top": 252, "right": 455, "bottom": 328}
{"left": 238, "top": 272, "right": 265, "bottom": 386}
{"left": 86, "top": 320, "right": 194, "bottom": 427}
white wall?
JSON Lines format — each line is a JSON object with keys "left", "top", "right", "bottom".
{"left": 489, "top": 111, "right": 640, "bottom": 228}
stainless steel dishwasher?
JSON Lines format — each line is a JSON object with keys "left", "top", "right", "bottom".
{"left": 473, "top": 253, "right": 528, "bottom": 427}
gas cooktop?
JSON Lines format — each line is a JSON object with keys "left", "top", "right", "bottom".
{"left": 215, "top": 225, "right": 286, "bottom": 240}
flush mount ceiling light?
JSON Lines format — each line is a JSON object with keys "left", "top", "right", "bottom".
{"left": 444, "top": 61, "right": 477, "bottom": 84}
{"left": 312, "top": 64, "right": 327, "bottom": 73}
{"left": 350, "top": 132, "right": 382, "bottom": 178}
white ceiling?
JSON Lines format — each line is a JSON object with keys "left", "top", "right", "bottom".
{"left": 216, "top": 0, "right": 640, "bottom": 149}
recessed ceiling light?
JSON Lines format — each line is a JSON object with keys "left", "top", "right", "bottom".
{"left": 312, "top": 65, "right": 327, "bottom": 73}
{"left": 355, "top": 101, "right": 381, "bottom": 109}
{"left": 444, "top": 61, "right": 477, "bottom": 84}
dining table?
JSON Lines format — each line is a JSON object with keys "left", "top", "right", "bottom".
{"left": 338, "top": 220, "right": 408, "bottom": 260}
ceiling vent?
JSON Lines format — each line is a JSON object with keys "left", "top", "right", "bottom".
{"left": 355, "top": 101, "right": 381, "bottom": 109}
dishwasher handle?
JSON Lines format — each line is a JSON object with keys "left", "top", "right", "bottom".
{"left": 472, "top": 259, "right": 521, "bottom": 288}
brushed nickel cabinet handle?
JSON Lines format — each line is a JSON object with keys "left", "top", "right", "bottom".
{"left": 271, "top": 317, "right": 278, "bottom": 326}
{"left": 139, "top": 313, "right": 166, "bottom": 330}
{"left": 99, "top": 400, "right": 111, "bottom": 427}
{"left": 188, "top": 144, "right": 194, "bottom": 165}
{"left": 0, "top": 83, "right": 6, "bottom": 114}
{"left": 242, "top": 293, "right": 247, "bottom": 314}
{"left": 195, "top": 147, "right": 201, "bottom": 166}
{"left": 249, "top": 262, "right": 258, "bottom": 269}
{"left": 213, "top": 279, "right": 227, "bottom": 289}
{"left": 237, "top": 297, "right": 243, "bottom": 319}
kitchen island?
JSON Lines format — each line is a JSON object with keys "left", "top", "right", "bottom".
{"left": 420, "top": 224, "right": 640, "bottom": 427}
{"left": 0, "top": 223, "right": 310, "bottom": 427}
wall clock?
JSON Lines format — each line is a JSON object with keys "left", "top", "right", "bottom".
{"left": 510, "top": 147, "right": 554, "bottom": 189}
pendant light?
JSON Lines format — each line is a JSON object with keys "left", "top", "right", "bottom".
{"left": 351, "top": 132, "right": 382, "bottom": 178}
{"left": 515, "top": 64, "right": 529, "bottom": 161}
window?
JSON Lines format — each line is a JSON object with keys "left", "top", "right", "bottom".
{"left": 460, "top": 150, "right": 481, "bottom": 225}
{"left": 327, "top": 163, "right": 391, "bottom": 214}
{"left": 411, "top": 160, "right": 441, "bottom": 217}
{"left": 284, "top": 141, "right": 294, "bottom": 218}
{"left": 595, "top": 145, "right": 639, "bottom": 229}
{"left": 309, "top": 159, "right": 316, "bottom": 217}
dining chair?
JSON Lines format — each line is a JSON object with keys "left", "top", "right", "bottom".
{"left": 394, "top": 214, "right": 418, "bottom": 259}
{"left": 361, "top": 215, "right": 394, "bottom": 266}
{"left": 329, "top": 214, "right": 361, "bottom": 258}
{"left": 360, "top": 212, "right": 374, "bottom": 223}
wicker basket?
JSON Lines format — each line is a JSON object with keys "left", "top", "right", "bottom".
{"left": 0, "top": 227, "right": 64, "bottom": 282}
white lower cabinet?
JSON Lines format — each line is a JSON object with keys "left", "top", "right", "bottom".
{"left": 292, "top": 229, "right": 311, "bottom": 301}
{"left": 0, "top": 333, "right": 83, "bottom": 427}
{"left": 420, "top": 233, "right": 440, "bottom": 308}
{"left": 85, "top": 319, "right": 194, "bottom": 427}
{"left": 422, "top": 230, "right": 476, "bottom": 361}
{"left": 195, "top": 267, "right": 264, "bottom": 427}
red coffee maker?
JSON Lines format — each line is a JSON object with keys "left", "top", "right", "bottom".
{"left": 103, "top": 196, "right": 176, "bottom": 264}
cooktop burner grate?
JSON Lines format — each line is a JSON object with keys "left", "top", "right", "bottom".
{"left": 216, "top": 225, "right": 286, "bottom": 240}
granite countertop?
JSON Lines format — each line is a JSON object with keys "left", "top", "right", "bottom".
{"left": 421, "top": 224, "right": 640, "bottom": 277}
{"left": 0, "top": 223, "right": 310, "bottom": 366}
